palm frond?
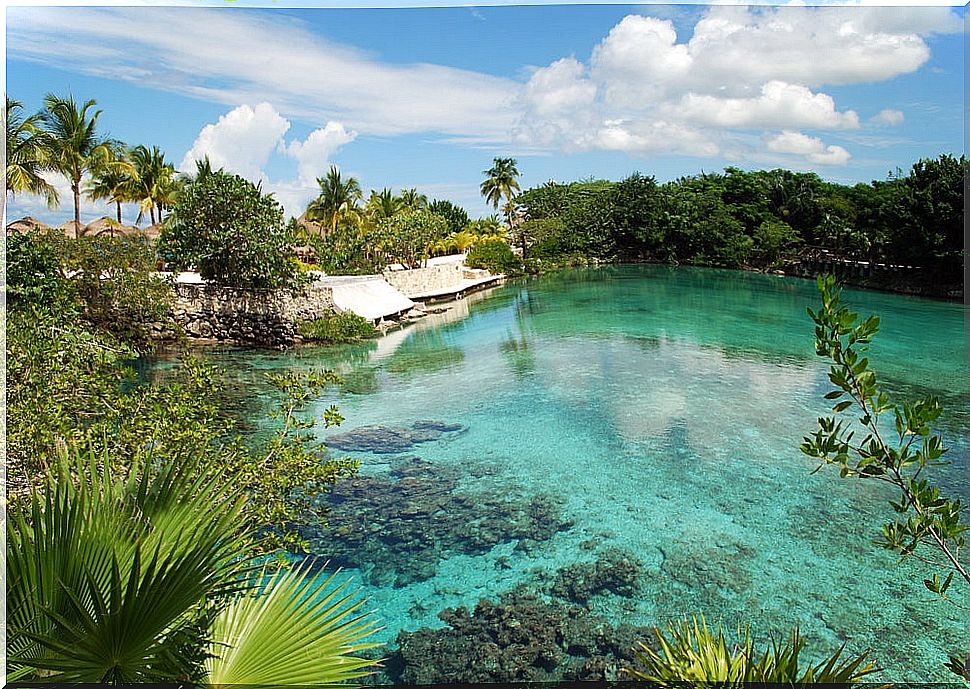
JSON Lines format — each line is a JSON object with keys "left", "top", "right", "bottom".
{"left": 8, "top": 441, "right": 251, "bottom": 682}
{"left": 205, "top": 562, "right": 382, "bottom": 686}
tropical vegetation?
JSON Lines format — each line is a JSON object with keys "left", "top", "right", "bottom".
{"left": 307, "top": 165, "right": 365, "bottom": 234}
{"left": 299, "top": 311, "right": 380, "bottom": 343}
{"left": 160, "top": 169, "right": 302, "bottom": 288}
{"left": 5, "top": 96, "right": 59, "bottom": 207}
{"left": 480, "top": 156, "right": 522, "bottom": 227}
{"left": 464, "top": 236, "right": 523, "bottom": 275}
{"left": 6, "top": 90, "right": 967, "bottom": 683}
{"left": 513, "top": 156, "right": 966, "bottom": 288}
{"left": 803, "top": 275, "right": 969, "bottom": 678}
{"left": 38, "top": 94, "right": 132, "bottom": 236}
{"left": 8, "top": 442, "right": 380, "bottom": 683}
{"left": 626, "top": 616, "right": 877, "bottom": 685}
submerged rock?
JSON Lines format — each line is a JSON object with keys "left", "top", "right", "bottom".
{"left": 385, "top": 587, "right": 652, "bottom": 684}
{"left": 300, "top": 456, "right": 573, "bottom": 586}
{"left": 325, "top": 420, "right": 466, "bottom": 454}
{"left": 549, "top": 547, "right": 643, "bottom": 604}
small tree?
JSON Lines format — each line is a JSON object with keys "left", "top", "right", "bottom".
{"left": 428, "top": 199, "right": 470, "bottom": 235}
{"left": 378, "top": 209, "right": 449, "bottom": 269}
{"left": 161, "top": 171, "right": 299, "bottom": 288}
{"left": 803, "top": 275, "right": 968, "bottom": 678}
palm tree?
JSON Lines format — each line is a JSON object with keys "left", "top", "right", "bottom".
{"left": 480, "top": 157, "right": 521, "bottom": 227}
{"left": 306, "top": 165, "right": 363, "bottom": 234}
{"left": 365, "top": 187, "right": 402, "bottom": 227}
{"left": 5, "top": 97, "right": 58, "bottom": 208}
{"left": 130, "top": 145, "right": 178, "bottom": 225}
{"left": 85, "top": 147, "right": 139, "bottom": 224}
{"left": 399, "top": 187, "right": 428, "bottom": 212}
{"left": 39, "top": 94, "right": 121, "bottom": 237}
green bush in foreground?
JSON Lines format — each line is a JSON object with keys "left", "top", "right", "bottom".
{"left": 299, "top": 311, "right": 379, "bottom": 343}
{"left": 626, "top": 616, "right": 876, "bottom": 685}
{"left": 465, "top": 237, "right": 522, "bottom": 275}
{"left": 8, "top": 444, "right": 380, "bottom": 684}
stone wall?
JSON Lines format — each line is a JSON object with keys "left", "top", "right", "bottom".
{"left": 383, "top": 258, "right": 464, "bottom": 297}
{"left": 156, "top": 281, "right": 336, "bottom": 346}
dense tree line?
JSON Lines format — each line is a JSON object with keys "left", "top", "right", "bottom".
{"left": 514, "top": 155, "right": 965, "bottom": 283}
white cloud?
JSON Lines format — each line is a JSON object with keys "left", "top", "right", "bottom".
{"left": 285, "top": 122, "right": 358, "bottom": 186}
{"left": 514, "top": 5, "right": 955, "bottom": 160}
{"left": 180, "top": 103, "right": 290, "bottom": 181}
{"left": 177, "top": 104, "right": 358, "bottom": 218}
{"left": 674, "top": 81, "right": 859, "bottom": 130}
{"left": 7, "top": 5, "right": 958, "bottom": 166}
{"left": 8, "top": 7, "right": 518, "bottom": 140}
{"left": 870, "top": 108, "right": 905, "bottom": 126}
{"left": 766, "top": 131, "right": 852, "bottom": 165}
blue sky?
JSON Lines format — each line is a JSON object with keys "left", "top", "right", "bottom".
{"left": 4, "top": 2, "right": 965, "bottom": 226}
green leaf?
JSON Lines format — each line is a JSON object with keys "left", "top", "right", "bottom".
{"left": 205, "top": 562, "right": 381, "bottom": 685}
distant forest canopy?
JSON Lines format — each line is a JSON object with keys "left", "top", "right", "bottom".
{"left": 514, "top": 154, "right": 965, "bottom": 282}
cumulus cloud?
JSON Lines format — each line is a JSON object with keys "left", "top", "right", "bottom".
{"left": 674, "top": 81, "right": 859, "bottom": 130}
{"left": 766, "top": 131, "right": 852, "bottom": 165}
{"left": 181, "top": 103, "right": 290, "bottom": 181}
{"left": 286, "top": 122, "right": 358, "bottom": 186}
{"left": 7, "top": 4, "right": 958, "bottom": 166}
{"left": 870, "top": 108, "right": 905, "bottom": 126}
{"left": 515, "top": 5, "right": 955, "bottom": 161}
{"left": 179, "top": 104, "right": 356, "bottom": 218}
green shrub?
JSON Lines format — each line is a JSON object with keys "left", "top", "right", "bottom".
{"left": 626, "top": 616, "right": 876, "bottom": 685}
{"left": 378, "top": 209, "right": 450, "bottom": 269}
{"left": 6, "top": 232, "right": 170, "bottom": 349}
{"left": 160, "top": 171, "right": 301, "bottom": 288}
{"left": 299, "top": 311, "right": 378, "bottom": 343}
{"left": 465, "top": 238, "right": 522, "bottom": 274}
{"left": 5, "top": 231, "right": 75, "bottom": 311}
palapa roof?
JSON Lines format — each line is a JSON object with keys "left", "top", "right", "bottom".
{"left": 58, "top": 220, "right": 85, "bottom": 238}
{"left": 84, "top": 216, "right": 134, "bottom": 237}
{"left": 141, "top": 223, "right": 164, "bottom": 240}
{"left": 296, "top": 211, "right": 326, "bottom": 236}
{"left": 5, "top": 216, "right": 52, "bottom": 235}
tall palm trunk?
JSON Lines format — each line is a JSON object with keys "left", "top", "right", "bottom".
{"left": 72, "top": 176, "right": 81, "bottom": 239}
{"left": 116, "top": 201, "right": 123, "bottom": 224}
{"left": 150, "top": 206, "right": 157, "bottom": 226}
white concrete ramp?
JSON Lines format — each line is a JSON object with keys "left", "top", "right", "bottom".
{"left": 323, "top": 275, "right": 415, "bottom": 322}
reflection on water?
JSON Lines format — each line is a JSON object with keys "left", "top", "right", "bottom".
{"left": 150, "top": 266, "right": 969, "bottom": 682}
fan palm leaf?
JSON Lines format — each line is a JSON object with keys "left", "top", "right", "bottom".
{"left": 8, "top": 442, "right": 250, "bottom": 682}
{"left": 205, "top": 562, "right": 382, "bottom": 686}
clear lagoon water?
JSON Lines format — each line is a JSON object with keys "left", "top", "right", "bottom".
{"left": 174, "top": 265, "right": 969, "bottom": 681}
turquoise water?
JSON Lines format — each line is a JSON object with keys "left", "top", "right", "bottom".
{"left": 192, "top": 266, "right": 968, "bottom": 681}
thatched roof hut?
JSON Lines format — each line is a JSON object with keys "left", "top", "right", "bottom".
{"left": 141, "top": 223, "right": 164, "bottom": 241}
{"left": 59, "top": 220, "right": 85, "bottom": 238}
{"left": 5, "top": 216, "right": 52, "bottom": 235}
{"left": 85, "top": 216, "right": 135, "bottom": 238}
{"left": 296, "top": 211, "right": 326, "bottom": 237}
